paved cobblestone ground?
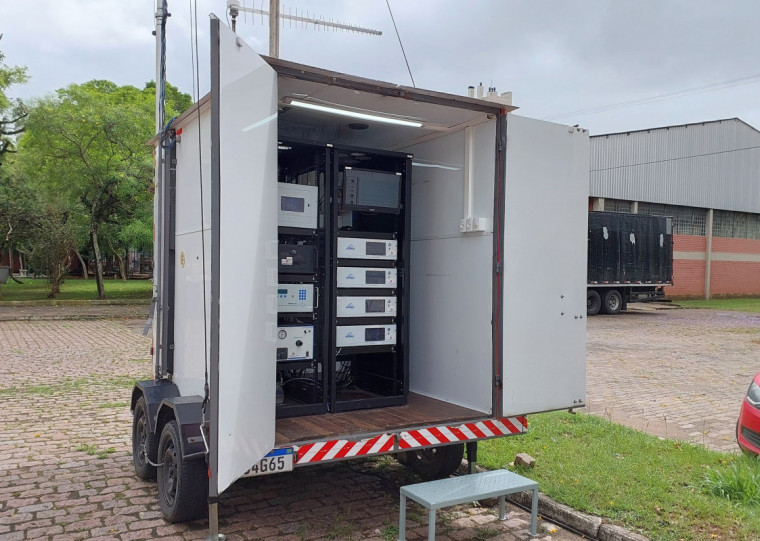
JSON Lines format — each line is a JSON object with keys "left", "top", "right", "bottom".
{"left": 0, "top": 313, "right": 573, "bottom": 541}
{"left": 586, "top": 306, "right": 760, "bottom": 452}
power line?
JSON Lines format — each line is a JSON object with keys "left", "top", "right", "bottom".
{"left": 385, "top": 0, "right": 415, "bottom": 88}
{"left": 591, "top": 144, "right": 760, "bottom": 173}
{"left": 543, "top": 73, "right": 760, "bottom": 121}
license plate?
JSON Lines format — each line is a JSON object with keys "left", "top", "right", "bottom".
{"left": 246, "top": 447, "right": 294, "bottom": 477}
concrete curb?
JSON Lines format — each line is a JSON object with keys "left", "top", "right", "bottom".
{"left": 507, "top": 491, "right": 648, "bottom": 541}
{"left": 0, "top": 299, "right": 150, "bottom": 307}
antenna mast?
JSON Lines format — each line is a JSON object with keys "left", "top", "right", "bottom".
{"left": 227, "top": 0, "right": 382, "bottom": 58}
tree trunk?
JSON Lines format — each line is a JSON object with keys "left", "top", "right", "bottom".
{"left": 90, "top": 226, "right": 106, "bottom": 299}
{"left": 120, "top": 248, "right": 128, "bottom": 280}
{"left": 75, "top": 250, "right": 88, "bottom": 279}
{"left": 115, "top": 250, "right": 127, "bottom": 281}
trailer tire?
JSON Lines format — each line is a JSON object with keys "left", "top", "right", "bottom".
{"left": 132, "top": 396, "right": 158, "bottom": 480}
{"left": 157, "top": 420, "right": 207, "bottom": 523}
{"left": 401, "top": 443, "right": 465, "bottom": 479}
{"left": 587, "top": 290, "right": 601, "bottom": 316}
{"left": 602, "top": 289, "right": 622, "bottom": 315}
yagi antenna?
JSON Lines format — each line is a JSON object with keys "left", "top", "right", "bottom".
{"left": 227, "top": 0, "right": 382, "bottom": 59}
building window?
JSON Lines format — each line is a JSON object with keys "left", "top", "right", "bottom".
{"left": 638, "top": 203, "right": 707, "bottom": 236}
{"left": 603, "top": 198, "right": 633, "bottom": 213}
{"left": 713, "top": 210, "right": 760, "bottom": 239}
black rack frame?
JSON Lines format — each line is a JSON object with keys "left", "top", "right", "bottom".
{"left": 328, "top": 144, "right": 412, "bottom": 413}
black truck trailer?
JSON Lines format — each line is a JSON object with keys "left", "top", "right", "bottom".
{"left": 587, "top": 211, "right": 674, "bottom": 315}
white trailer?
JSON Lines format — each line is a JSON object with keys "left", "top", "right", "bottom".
{"left": 131, "top": 17, "right": 589, "bottom": 530}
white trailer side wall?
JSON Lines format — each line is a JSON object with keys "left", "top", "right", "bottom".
{"left": 172, "top": 105, "right": 212, "bottom": 397}
{"left": 403, "top": 120, "right": 496, "bottom": 413}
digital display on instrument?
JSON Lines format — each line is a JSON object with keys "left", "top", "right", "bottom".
{"left": 365, "top": 242, "right": 386, "bottom": 256}
{"left": 365, "top": 270, "right": 386, "bottom": 285}
{"left": 365, "top": 299, "right": 386, "bottom": 313}
{"left": 281, "top": 196, "right": 305, "bottom": 213}
{"left": 344, "top": 169, "right": 400, "bottom": 213}
{"left": 365, "top": 328, "right": 386, "bottom": 341}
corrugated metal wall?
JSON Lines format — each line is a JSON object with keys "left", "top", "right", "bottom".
{"left": 590, "top": 118, "right": 760, "bottom": 214}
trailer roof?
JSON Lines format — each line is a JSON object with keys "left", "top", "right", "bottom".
{"left": 269, "top": 56, "right": 514, "bottom": 149}
{"left": 264, "top": 56, "right": 515, "bottom": 116}
{"left": 156, "top": 56, "right": 516, "bottom": 149}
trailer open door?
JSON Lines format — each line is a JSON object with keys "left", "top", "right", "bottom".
{"left": 500, "top": 116, "right": 589, "bottom": 416}
{"left": 210, "top": 17, "right": 279, "bottom": 494}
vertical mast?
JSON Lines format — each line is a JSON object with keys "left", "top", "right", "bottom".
{"left": 152, "top": 0, "right": 167, "bottom": 376}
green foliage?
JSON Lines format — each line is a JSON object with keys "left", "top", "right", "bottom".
{"left": 0, "top": 36, "right": 29, "bottom": 160}
{"left": 17, "top": 80, "right": 156, "bottom": 296}
{"left": 676, "top": 298, "right": 760, "bottom": 313}
{"left": 0, "top": 162, "right": 38, "bottom": 253}
{"left": 479, "top": 412, "right": 760, "bottom": 540}
{"left": 24, "top": 205, "right": 77, "bottom": 297}
{"left": 702, "top": 456, "right": 760, "bottom": 505}
{"left": 14, "top": 78, "right": 192, "bottom": 293}
{"left": 144, "top": 80, "right": 193, "bottom": 117}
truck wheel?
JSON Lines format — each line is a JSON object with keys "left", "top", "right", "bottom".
{"left": 400, "top": 444, "right": 465, "bottom": 479}
{"left": 132, "top": 396, "right": 157, "bottom": 480}
{"left": 157, "top": 420, "right": 207, "bottom": 523}
{"left": 602, "top": 289, "right": 622, "bottom": 315}
{"left": 587, "top": 290, "right": 601, "bottom": 316}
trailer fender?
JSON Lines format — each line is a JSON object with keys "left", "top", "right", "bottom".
{"left": 131, "top": 379, "right": 181, "bottom": 434}
{"left": 155, "top": 396, "right": 206, "bottom": 460}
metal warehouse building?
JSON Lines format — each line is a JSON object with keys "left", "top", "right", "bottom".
{"left": 589, "top": 117, "right": 760, "bottom": 298}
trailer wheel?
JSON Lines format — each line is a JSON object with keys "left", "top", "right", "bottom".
{"left": 602, "top": 289, "right": 622, "bottom": 315}
{"left": 157, "top": 420, "right": 207, "bottom": 523}
{"left": 400, "top": 443, "right": 465, "bottom": 479}
{"left": 587, "top": 290, "right": 601, "bottom": 316}
{"left": 132, "top": 396, "right": 157, "bottom": 480}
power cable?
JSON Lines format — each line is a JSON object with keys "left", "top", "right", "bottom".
{"left": 542, "top": 72, "right": 760, "bottom": 121}
{"left": 385, "top": 0, "right": 415, "bottom": 87}
{"left": 591, "top": 143, "right": 760, "bottom": 173}
{"left": 187, "top": 0, "right": 211, "bottom": 414}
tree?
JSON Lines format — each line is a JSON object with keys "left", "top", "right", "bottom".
{"left": 144, "top": 80, "right": 193, "bottom": 116}
{"left": 25, "top": 205, "right": 76, "bottom": 297}
{"left": 0, "top": 35, "right": 29, "bottom": 163}
{"left": 16, "top": 79, "right": 191, "bottom": 298}
{"left": 17, "top": 81, "right": 154, "bottom": 299}
{"left": 0, "top": 165, "right": 37, "bottom": 293}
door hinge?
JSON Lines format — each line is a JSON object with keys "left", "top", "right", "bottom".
{"left": 495, "top": 375, "right": 502, "bottom": 387}
{"left": 495, "top": 262, "right": 502, "bottom": 274}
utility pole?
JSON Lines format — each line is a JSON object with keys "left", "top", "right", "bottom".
{"left": 226, "top": 0, "right": 381, "bottom": 58}
{"left": 269, "top": 0, "right": 280, "bottom": 59}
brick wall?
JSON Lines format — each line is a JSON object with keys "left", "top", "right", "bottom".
{"left": 670, "top": 234, "right": 760, "bottom": 298}
{"left": 670, "top": 259, "right": 706, "bottom": 297}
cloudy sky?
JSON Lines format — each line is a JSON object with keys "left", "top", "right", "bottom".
{"left": 1, "top": 0, "right": 759, "bottom": 135}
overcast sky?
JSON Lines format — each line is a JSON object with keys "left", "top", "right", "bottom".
{"left": 2, "top": 0, "right": 759, "bottom": 135}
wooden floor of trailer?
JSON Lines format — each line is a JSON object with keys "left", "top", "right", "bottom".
{"left": 275, "top": 393, "right": 485, "bottom": 445}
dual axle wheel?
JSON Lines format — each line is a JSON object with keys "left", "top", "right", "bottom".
{"left": 587, "top": 289, "right": 622, "bottom": 316}
{"left": 131, "top": 398, "right": 207, "bottom": 522}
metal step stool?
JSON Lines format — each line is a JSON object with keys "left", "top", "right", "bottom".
{"left": 399, "top": 469, "right": 538, "bottom": 540}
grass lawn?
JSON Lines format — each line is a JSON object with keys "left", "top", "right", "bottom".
{"left": 676, "top": 297, "right": 760, "bottom": 313}
{"left": 480, "top": 412, "right": 760, "bottom": 541}
{"left": 0, "top": 277, "right": 152, "bottom": 301}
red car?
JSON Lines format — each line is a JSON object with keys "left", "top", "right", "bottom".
{"left": 737, "top": 371, "right": 760, "bottom": 455}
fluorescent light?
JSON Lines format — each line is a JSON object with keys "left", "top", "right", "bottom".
{"left": 412, "top": 161, "right": 461, "bottom": 171}
{"left": 288, "top": 99, "right": 423, "bottom": 128}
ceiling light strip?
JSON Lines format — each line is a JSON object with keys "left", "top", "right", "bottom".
{"left": 288, "top": 99, "right": 423, "bottom": 128}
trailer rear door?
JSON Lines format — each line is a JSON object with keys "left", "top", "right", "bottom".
{"left": 501, "top": 116, "right": 588, "bottom": 416}
{"left": 211, "top": 18, "right": 278, "bottom": 493}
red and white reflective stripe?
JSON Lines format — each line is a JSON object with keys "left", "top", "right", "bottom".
{"left": 288, "top": 417, "right": 528, "bottom": 464}
{"left": 295, "top": 433, "right": 395, "bottom": 464}
{"left": 398, "top": 417, "right": 526, "bottom": 449}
